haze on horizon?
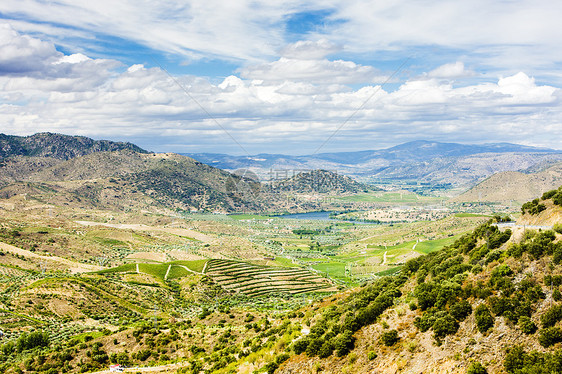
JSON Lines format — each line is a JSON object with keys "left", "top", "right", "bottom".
{"left": 0, "top": 1, "right": 561, "bottom": 155}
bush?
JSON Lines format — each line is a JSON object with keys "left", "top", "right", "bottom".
{"left": 538, "top": 327, "right": 562, "bottom": 348}
{"left": 450, "top": 300, "right": 472, "bottom": 321}
{"left": 15, "top": 331, "right": 50, "bottom": 352}
{"left": 318, "top": 341, "right": 334, "bottom": 358}
{"left": 467, "top": 361, "right": 487, "bottom": 374}
{"left": 381, "top": 330, "right": 399, "bottom": 346}
{"left": 292, "top": 338, "right": 308, "bottom": 354}
{"left": 540, "top": 304, "right": 562, "bottom": 328}
{"left": 334, "top": 330, "right": 355, "bottom": 356}
{"left": 518, "top": 316, "right": 537, "bottom": 334}
{"left": 475, "top": 305, "right": 494, "bottom": 333}
{"left": 432, "top": 313, "right": 459, "bottom": 338}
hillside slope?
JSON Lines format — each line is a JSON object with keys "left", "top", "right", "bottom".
{"left": 0, "top": 149, "right": 268, "bottom": 213}
{"left": 271, "top": 194, "right": 562, "bottom": 374}
{"left": 452, "top": 162, "right": 562, "bottom": 204}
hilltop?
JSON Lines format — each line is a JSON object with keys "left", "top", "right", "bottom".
{"left": 0, "top": 132, "right": 147, "bottom": 160}
{"left": 0, "top": 150, "right": 268, "bottom": 213}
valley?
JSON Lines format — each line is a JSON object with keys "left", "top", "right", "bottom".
{"left": 0, "top": 134, "right": 561, "bottom": 374}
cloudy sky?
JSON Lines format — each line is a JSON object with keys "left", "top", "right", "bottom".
{"left": 0, "top": 1, "right": 561, "bottom": 155}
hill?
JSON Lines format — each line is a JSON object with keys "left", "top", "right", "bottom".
{"left": 185, "top": 140, "right": 562, "bottom": 188}
{"left": 272, "top": 196, "right": 562, "bottom": 374}
{"left": 269, "top": 169, "right": 378, "bottom": 194}
{"left": 0, "top": 150, "right": 268, "bottom": 213}
{"left": 0, "top": 132, "right": 280, "bottom": 212}
{"left": 452, "top": 162, "right": 562, "bottom": 204}
{"left": 0, "top": 132, "right": 147, "bottom": 160}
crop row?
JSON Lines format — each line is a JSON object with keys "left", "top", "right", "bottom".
{"left": 205, "top": 259, "right": 332, "bottom": 296}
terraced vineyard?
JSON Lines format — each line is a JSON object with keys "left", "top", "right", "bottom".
{"left": 0, "top": 265, "right": 29, "bottom": 277}
{"left": 205, "top": 259, "right": 335, "bottom": 297}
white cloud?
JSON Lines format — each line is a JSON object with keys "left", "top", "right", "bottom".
{"left": 280, "top": 39, "right": 340, "bottom": 60}
{"left": 239, "top": 56, "right": 386, "bottom": 84}
{"left": 1, "top": 0, "right": 561, "bottom": 74}
{"left": 427, "top": 62, "right": 473, "bottom": 79}
{"left": 0, "top": 26, "right": 561, "bottom": 154}
{"left": 0, "top": 23, "right": 60, "bottom": 74}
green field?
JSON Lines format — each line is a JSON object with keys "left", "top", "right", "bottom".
{"left": 454, "top": 213, "right": 492, "bottom": 218}
{"left": 413, "top": 235, "right": 461, "bottom": 254}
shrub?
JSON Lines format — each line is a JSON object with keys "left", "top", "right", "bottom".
{"left": 467, "top": 361, "right": 487, "bottom": 374}
{"left": 15, "top": 331, "right": 50, "bottom": 352}
{"left": 538, "top": 327, "right": 562, "bottom": 348}
{"left": 318, "top": 341, "right": 334, "bottom": 358}
{"left": 450, "top": 300, "right": 472, "bottom": 321}
{"left": 542, "top": 189, "right": 558, "bottom": 200}
{"left": 367, "top": 351, "right": 377, "bottom": 360}
{"left": 334, "top": 330, "right": 355, "bottom": 356}
{"left": 381, "top": 330, "right": 399, "bottom": 346}
{"left": 414, "top": 313, "right": 436, "bottom": 332}
{"left": 540, "top": 304, "right": 562, "bottom": 328}
{"left": 475, "top": 305, "right": 494, "bottom": 333}
{"left": 518, "top": 316, "right": 537, "bottom": 334}
{"left": 292, "top": 338, "right": 308, "bottom": 354}
{"left": 432, "top": 313, "right": 459, "bottom": 338}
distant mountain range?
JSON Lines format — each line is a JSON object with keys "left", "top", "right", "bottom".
{"left": 184, "top": 140, "right": 562, "bottom": 187}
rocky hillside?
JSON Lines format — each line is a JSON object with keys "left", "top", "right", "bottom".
{"left": 452, "top": 162, "right": 562, "bottom": 204}
{"left": 0, "top": 132, "right": 147, "bottom": 160}
{"left": 0, "top": 133, "right": 269, "bottom": 213}
{"left": 269, "top": 169, "right": 378, "bottom": 194}
{"left": 517, "top": 186, "right": 562, "bottom": 226}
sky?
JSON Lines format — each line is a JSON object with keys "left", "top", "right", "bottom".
{"left": 0, "top": 1, "right": 561, "bottom": 155}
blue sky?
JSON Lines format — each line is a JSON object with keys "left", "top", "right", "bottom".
{"left": 0, "top": 1, "right": 561, "bottom": 155}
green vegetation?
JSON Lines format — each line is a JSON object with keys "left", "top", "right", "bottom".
{"left": 522, "top": 186, "right": 562, "bottom": 215}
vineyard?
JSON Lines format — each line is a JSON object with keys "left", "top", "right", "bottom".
{"left": 204, "top": 259, "right": 336, "bottom": 297}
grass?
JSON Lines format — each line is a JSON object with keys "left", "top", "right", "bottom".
{"left": 454, "top": 213, "right": 492, "bottom": 218}
{"left": 311, "top": 262, "right": 346, "bottom": 279}
{"left": 413, "top": 235, "right": 461, "bottom": 254}
{"left": 97, "top": 263, "right": 136, "bottom": 274}
{"left": 166, "top": 266, "right": 190, "bottom": 279}
{"left": 273, "top": 257, "right": 299, "bottom": 267}
{"left": 375, "top": 266, "right": 402, "bottom": 276}
{"left": 0, "top": 307, "right": 46, "bottom": 324}
{"left": 172, "top": 260, "right": 207, "bottom": 273}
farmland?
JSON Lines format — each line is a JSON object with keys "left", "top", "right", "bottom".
{"left": 0, "top": 183, "right": 498, "bottom": 374}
